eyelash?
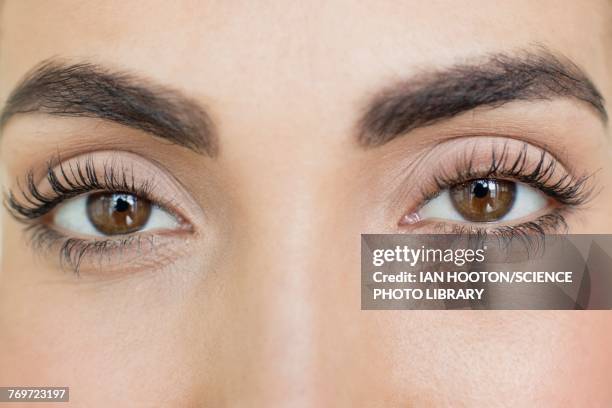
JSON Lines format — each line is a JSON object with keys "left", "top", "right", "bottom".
{"left": 5, "top": 157, "right": 171, "bottom": 274}
{"left": 6, "top": 156, "right": 156, "bottom": 220}
{"left": 25, "top": 224, "right": 154, "bottom": 274}
{"left": 411, "top": 142, "right": 594, "bottom": 237}
{"left": 4, "top": 142, "right": 595, "bottom": 273}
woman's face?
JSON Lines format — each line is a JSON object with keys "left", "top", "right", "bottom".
{"left": 0, "top": 0, "right": 611, "bottom": 405}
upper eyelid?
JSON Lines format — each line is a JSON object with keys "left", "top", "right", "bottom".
{"left": 430, "top": 133, "right": 577, "bottom": 174}
{"left": 433, "top": 140, "right": 586, "bottom": 189}
{"left": 5, "top": 154, "right": 184, "bottom": 224}
{"left": 6, "top": 162, "right": 150, "bottom": 221}
{"left": 393, "top": 138, "right": 594, "bottom": 219}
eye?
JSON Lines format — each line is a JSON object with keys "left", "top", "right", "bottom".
{"left": 416, "top": 178, "right": 549, "bottom": 223}
{"left": 54, "top": 192, "right": 179, "bottom": 237}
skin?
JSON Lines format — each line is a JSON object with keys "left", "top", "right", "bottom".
{"left": 0, "top": 0, "right": 611, "bottom": 406}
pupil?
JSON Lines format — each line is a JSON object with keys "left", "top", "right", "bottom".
{"left": 114, "top": 197, "right": 131, "bottom": 212}
{"left": 472, "top": 180, "right": 490, "bottom": 198}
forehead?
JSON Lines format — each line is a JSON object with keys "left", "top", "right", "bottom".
{"left": 0, "top": 0, "right": 610, "bottom": 128}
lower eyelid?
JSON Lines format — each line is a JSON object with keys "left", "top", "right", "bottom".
{"left": 424, "top": 211, "right": 569, "bottom": 236}
{"left": 26, "top": 223, "right": 192, "bottom": 276}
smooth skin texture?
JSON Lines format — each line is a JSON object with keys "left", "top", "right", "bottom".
{"left": 0, "top": 1, "right": 612, "bottom": 406}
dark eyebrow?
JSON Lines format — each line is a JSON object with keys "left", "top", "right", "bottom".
{"left": 0, "top": 59, "right": 218, "bottom": 156}
{"left": 358, "top": 49, "right": 608, "bottom": 147}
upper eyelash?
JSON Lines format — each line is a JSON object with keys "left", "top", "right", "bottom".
{"left": 5, "top": 156, "right": 156, "bottom": 221}
{"left": 421, "top": 142, "right": 594, "bottom": 208}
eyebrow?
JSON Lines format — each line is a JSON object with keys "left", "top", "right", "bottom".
{"left": 0, "top": 59, "right": 218, "bottom": 156}
{"left": 358, "top": 49, "right": 608, "bottom": 147}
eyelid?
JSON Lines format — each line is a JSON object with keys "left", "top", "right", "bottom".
{"left": 6, "top": 151, "right": 200, "bottom": 230}
{"left": 394, "top": 137, "right": 593, "bottom": 228}
{"left": 26, "top": 222, "right": 193, "bottom": 276}
{"left": 6, "top": 151, "right": 204, "bottom": 275}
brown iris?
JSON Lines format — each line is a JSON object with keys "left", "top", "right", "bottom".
{"left": 86, "top": 192, "right": 152, "bottom": 235}
{"left": 449, "top": 179, "right": 516, "bottom": 222}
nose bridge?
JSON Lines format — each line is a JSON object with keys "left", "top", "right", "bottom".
{"left": 229, "top": 167, "right": 371, "bottom": 406}
{"left": 211, "top": 90, "right": 364, "bottom": 401}
{"left": 223, "top": 151, "right": 326, "bottom": 403}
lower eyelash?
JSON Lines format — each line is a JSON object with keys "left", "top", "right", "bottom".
{"left": 427, "top": 209, "right": 568, "bottom": 237}
{"left": 415, "top": 211, "right": 568, "bottom": 262}
{"left": 26, "top": 223, "right": 157, "bottom": 275}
